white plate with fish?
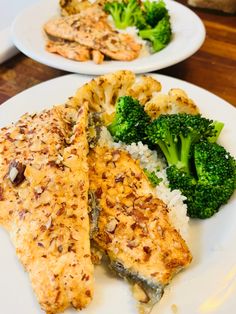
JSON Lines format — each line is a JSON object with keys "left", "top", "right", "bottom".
{"left": 11, "top": 0, "right": 205, "bottom": 74}
{"left": 0, "top": 73, "right": 236, "bottom": 314}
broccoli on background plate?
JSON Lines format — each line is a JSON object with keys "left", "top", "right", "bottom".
{"left": 104, "top": 0, "right": 142, "bottom": 29}
{"left": 139, "top": 15, "right": 172, "bottom": 52}
{"left": 104, "top": 0, "right": 172, "bottom": 52}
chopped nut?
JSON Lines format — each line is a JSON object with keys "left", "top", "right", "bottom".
{"left": 56, "top": 206, "right": 65, "bottom": 216}
{"left": 34, "top": 186, "right": 43, "bottom": 194}
{"left": 58, "top": 245, "right": 63, "bottom": 253}
{"left": 106, "top": 198, "right": 114, "bottom": 208}
{"left": 127, "top": 239, "right": 139, "bottom": 249}
{"left": 143, "top": 246, "right": 151, "bottom": 254}
{"left": 115, "top": 174, "right": 124, "bottom": 183}
{"left": 45, "top": 217, "right": 52, "bottom": 229}
{"left": 112, "top": 150, "right": 120, "bottom": 161}
{"left": 95, "top": 187, "right": 102, "bottom": 199}
{"left": 56, "top": 154, "right": 64, "bottom": 164}
{"left": 106, "top": 218, "right": 118, "bottom": 233}
{"left": 8, "top": 161, "right": 26, "bottom": 186}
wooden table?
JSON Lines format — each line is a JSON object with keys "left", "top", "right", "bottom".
{"left": 0, "top": 0, "right": 236, "bottom": 107}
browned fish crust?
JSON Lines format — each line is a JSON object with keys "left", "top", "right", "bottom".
{"left": 44, "top": 6, "right": 141, "bottom": 61}
{"left": 46, "top": 38, "right": 91, "bottom": 61}
{"left": 0, "top": 104, "right": 94, "bottom": 314}
{"left": 88, "top": 146, "right": 192, "bottom": 287}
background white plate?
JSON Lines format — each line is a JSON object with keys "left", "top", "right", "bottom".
{"left": 0, "top": 0, "right": 38, "bottom": 63}
{"left": 0, "top": 74, "right": 236, "bottom": 314}
{"left": 11, "top": 0, "right": 205, "bottom": 74}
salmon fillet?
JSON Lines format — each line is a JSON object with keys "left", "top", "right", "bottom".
{"left": 0, "top": 103, "right": 93, "bottom": 314}
{"left": 88, "top": 145, "right": 192, "bottom": 311}
{"left": 44, "top": 6, "right": 141, "bottom": 61}
{"left": 46, "top": 38, "right": 91, "bottom": 61}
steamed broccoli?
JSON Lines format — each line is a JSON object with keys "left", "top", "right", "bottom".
{"left": 104, "top": 0, "right": 141, "bottom": 29}
{"left": 108, "top": 96, "right": 150, "bottom": 144}
{"left": 166, "top": 165, "right": 196, "bottom": 200}
{"left": 143, "top": 0, "right": 168, "bottom": 27}
{"left": 166, "top": 141, "right": 236, "bottom": 219}
{"left": 145, "top": 113, "right": 220, "bottom": 174}
{"left": 206, "top": 120, "right": 224, "bottom": 143}
{"left": 139, "top": 15, "right": 171, "bottom": 52}
{"left": 190, "top": 142, "right": 235, "bottom": 218}
{"left": 134, "top": 8, "right": 149, "bottom": 30}
{"left": 145, "top": 113, "right": 234, "bottom": 219}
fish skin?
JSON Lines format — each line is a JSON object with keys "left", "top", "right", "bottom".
{"left": 110, "top": 260, "right": 164, "bottom": 306}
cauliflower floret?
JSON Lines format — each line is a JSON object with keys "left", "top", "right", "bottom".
{"left": 127, "top": 75, "right": 162, "bottom": 105}
{"left": 145, "top": 88, "right": 199, "bottom": 119}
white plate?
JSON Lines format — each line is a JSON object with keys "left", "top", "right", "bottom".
{"left": 11, "top": 0, "right": 205, "bottom": 75}
{"left": 0, "top": 74, "right": 236, "bottom": 314}
{"left": 0, "top": 0, "right": 39, "bottom": 63}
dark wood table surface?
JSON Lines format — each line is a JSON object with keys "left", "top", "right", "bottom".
{"left": 0, "top": 0, "right": 236, "bottom": 107}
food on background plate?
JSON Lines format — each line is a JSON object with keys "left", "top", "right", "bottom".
{"left": 46, "top": 38, "right": 91, "bottom": 62}
{"left": 44, "top": 6, "right": 141, "bottom": 62}
{"left": 60, "top": 0, "right": 96, "bottom": 16}
{"left": 0, "top": 104, "right": 94, "bottom": 313}
{"left": 44, "top": 0, "right": 171, "bottom": 64}
{"left": 0, "top": 70, "right": 235, "bottom": 314}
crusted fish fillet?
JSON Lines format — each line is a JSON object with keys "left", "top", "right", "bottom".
{"left": 46, "top": 38, "right": 91, "bottom": 61}
{"left": 44, "top": 6, "right": 141, "bottom": 61}
{"left": 0, "top": 103, "right": 93, "bottom": 314}
{"left": 88, "top": 145, "right": 192, "bottom": 312}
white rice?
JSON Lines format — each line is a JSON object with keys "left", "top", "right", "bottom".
{"left": 107, "top": 17, "right": 151, "bottom": 57}
{"left": 98, "top": 127, "right": 189, "bottom": 242}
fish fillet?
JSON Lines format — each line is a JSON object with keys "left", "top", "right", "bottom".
{"left": 46, "top": 38, "right": 91, "bottom": 61}
{"left": 44, "top": 6, "right": 141, "bottom": 61}
{"left": 88, "top": 145, "right": 192, "bottom": 312}
{"left": 0, "top": 103, "right": 93, "bottom": 314}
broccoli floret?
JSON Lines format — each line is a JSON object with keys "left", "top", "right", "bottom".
{"left": 166, "top": 165, "right": 196, "bottom": 200}
{"left": 194, "top": 141, "right": 235, "bottom": 185}
{"left": 167, "top": 141, "right": 236, "bottom": 219}
{"left": 143, "top": 0, "right": 168, "bottom": 27}
{"left": 207, "top": 120, "right": 224, "bottom": 143}
{"left": 145, "top": 113, "right": 232, "bottom": 219}
{"left": 104, "top": 0, "right": 140, "bottom": 29}
{"left": 187, "top": 142, "right": 236, "bottom": 218}
{"left": 146, "top": 113, "right": 220, "bottom": 174}
{"left": 143, "top": 169, "right": 163, "bottom": 187}
{"left": 139, "top": 15, "right": 171, "bottom": 52}
{"left": 108, "top": 96, "right": 151, "bottom": 144}
{"left": 134, "top": 8, "right": 149, "bottom": 30}
{"left": 104, "top": 2, "right": 126, "bottom": 29}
